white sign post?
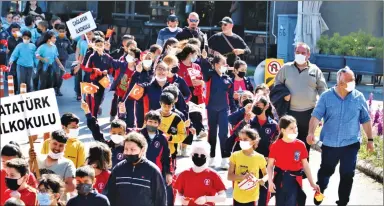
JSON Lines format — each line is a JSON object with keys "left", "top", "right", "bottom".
{"left": 0, "top": 88, "right": 62, "bottom": 139}
{"left": 66, "top": 11, "right": 97, "bottom": 39}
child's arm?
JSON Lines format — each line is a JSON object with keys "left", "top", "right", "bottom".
{"left": 267, "top": 158, "right": 276, "bottom": 193}
{"left": 227, "top": 161, "right": 246, "bottom": 182}
{"left": 81, "top": 100, "right": 108, "bottom": 144}
{"left": 302, "top": 159, "right": 320, "bottom": 192}
{"left": 8, "top": 44, "right": 20, "bottom": 65}
{"left": 55, "top": 57, "right": 65, "bottom": 71}
{"left": 168, "top": 119, "right": 186, "bottom": 143}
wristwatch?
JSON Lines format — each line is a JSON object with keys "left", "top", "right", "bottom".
{"left": 368, "top": 138, "right": 374, "bottom": 142}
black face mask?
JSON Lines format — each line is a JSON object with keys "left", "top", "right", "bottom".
{"left": 76, "top": 183, "right": 93, "bottom": 195}
{"left": 227, "top": 70, "right": 234, "bottom": 77}
{"left": 242, "top": 99, "right": 253, "bottom": 107}
{"left": 171, "top": 66, "right": 179, "bottom": 74}
{"left": 237, "top": 71, "right": 246, "bottom": 78}
{"left": 192, "top": 154, "right": 207, "bottom": 167}
{"left": 124, "top": 154, "right": 140, "bottom": 164}
{"left": 252, "top": 106, "right": 264, "bottom": 115}
{"left": 36, "top": 28, "right": 42, "bottom": 34}
{"left": 5, "top": 177, "right": 21, "bottom": 191}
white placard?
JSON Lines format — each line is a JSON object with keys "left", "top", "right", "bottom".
{"left": 66, "top": 11, "right": 97, "bottom": 39}
{"left": 0, "top": 89, "right": 62, "bottom": 139}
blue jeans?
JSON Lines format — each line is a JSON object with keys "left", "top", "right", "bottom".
{"left": 16, "top": 65, "right": 33, "bottom": 93}
{"left": 317, "top": 142, "right": 360, "bottom": 206}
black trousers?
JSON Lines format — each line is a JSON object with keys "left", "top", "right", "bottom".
{"left": 37, "top": 62, "right": 53, "bottom": 91}
{"left": 53, "top": 60, "right": 66, "bottom": 91}
{"left": 288, "top": 108, "right": 314, "bottom": 155}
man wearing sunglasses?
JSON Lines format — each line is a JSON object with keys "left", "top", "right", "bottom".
{"left": 175, "top": 12, "right": 206, "bottom": 51}
{"left": 208, "top": 17, "right": 250, "bottom": 73}
{"left": 156, "top": 15, "right": 182, "bottom": 47}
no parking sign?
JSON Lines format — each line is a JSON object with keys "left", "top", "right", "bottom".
{"left": 264, "top": 58, "right": 284, "bottom": 87}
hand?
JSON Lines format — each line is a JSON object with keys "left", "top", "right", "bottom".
{"left": 311, "top": 183, "right": 321, "bottom": 193}
{"left": 29, "top": 148, "right": 37, "bottom": 160}
{"left": 181, "top": 197, "right": 190, "bottom": 206}
{"left": 104, "top": 41, "right": 111, "bottom": 51}
{"left": 233, "top": 92, "right": 240, "bottom": 100}
{"left": 118, "top": 102, "right": 126, "bottom": 114}
{"left": 268, "top": 181, "right": 276, "bottom": 193}
{"left": 102, "top": 70, "right": 108, "bottom": 75}
{"left": 73, "top": 66, "right": 80, "bottom": 74}
{"left": 81, "top": 100, "right": 90, "bottom": 114}
{"left": 284, "top": 95, "right": 291, "bottom": 101}
{"left": 192, "top": 79, "right": 204, "bottom": 87}
{"left": 136, "top": 63, "right": 143, "bottom": 73}
{"left": 202, "top": 49, "right": 208, "bottom": 59}
{"left": 185, "top": 119, "right": 191, "bottom": 127}
{"left": 306, "top": 133, "right": 316, "bottom": 145}
{"left": 194, "top": 196, "right": 207, "bottom": 205}
{"left": 189, "top": 127, "right": 196, "bottom": 135}
{"left": 42, "top": 58, "right": 49, "bottom": 63}
{"left": 60, "top": 65, "right": 65, "bottom": 71}
{"left": 244, "top": 112, "right": 253, "bottom": 122}
{"left": 233, "top": 49, "right": 244, "bottom": 56}
{"left": 367, "top": 141, "right": 375, "bottom": 153}
{"left": 244, "top": 103, "right": 253, "bottom": 114}
{"left": 257, "top": 178, "right": 265, "bottom": 186}
{"left": 166, "top": 174, "right": 173, "bottom": 186}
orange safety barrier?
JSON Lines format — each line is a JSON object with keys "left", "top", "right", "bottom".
{"left": 7, "top": 75, "right": 14, "bottom": 96}
{"left": 0, "top": 71, "right": 4, "bottom": 97}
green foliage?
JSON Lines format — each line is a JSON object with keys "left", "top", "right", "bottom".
{"left": 317, "top": 35, "right": 330, "bottom": 55}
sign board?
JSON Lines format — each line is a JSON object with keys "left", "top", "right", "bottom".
{"left": 0, "top": 89, "right": 61, "bottom": 139}
{"left": 66, "top": 11, "right": 97, "bottom": 39}
{"left": 264, "top": 58, "right": 284, "bottom": 87}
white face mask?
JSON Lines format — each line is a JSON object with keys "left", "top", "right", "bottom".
{"left": 220, "top": 66, "right": 227, "bottom": 74}
{"left": 239, "top": 141, "right": 253, "bottom": 150}
{"left": 142, "top": 60, "right": 152, "bottom": 68}
{"left": 126, "top": 55, "right": 134, "bottom": 63}
{"left": 168, "top": 27, "right": 177, "bottom": 32}
{"left": 294, "top": 54, "right": 307, "bottom": 65}
{"left": 287, "top": 133, "right": 298, "bottom": 140}
{"left": 110, "top": 135, "right": 124, "bottom": 144}
{"left": 345, "top": 81, "right": 355, "bottom": 92}
{"left": 23, "top": 39, "right": 30, "bottom": 44}
{"left": 155, "top": 76, "right": 167, "bottom": 82}
{"left": 67, "top": 128, "right": 79, "bottom": 138}
{"left": 169, "top": 47, "right": 178, "bottom": 55}
{"left": 49, "top": 41, "right": 55, "bottom": 46}
{"left": 35, "top": 20, "right": 42, "bottom": 25}
{"left": 48, "top": 150, "right": 64, "bottom": 160}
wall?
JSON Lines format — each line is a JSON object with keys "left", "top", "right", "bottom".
{"left": 320, "top": 1, "right": 383, "bottom": 37}
{"left": 269, "top": 1, "right": 298, "bottom": 44}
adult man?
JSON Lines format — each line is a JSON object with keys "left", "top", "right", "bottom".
{"left": 103, "top": 132, "right": 167, "bottom": 206}
{"left": 208, "top": 17, "right": 250, "bottom": 68}
{"left": 175, "top": 12, "right": 205, "bottom": 51}
{"left": 307, "top": 67, "right": 374, "bottom": 206}
{"left": 156, "top": 15, "right": 182, "bottom": 47}
{"left": 274, "top": 42, "right": 327, "bottom": 154}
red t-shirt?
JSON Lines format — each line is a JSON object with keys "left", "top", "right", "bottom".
{"left": 94, "top": 170, "right": 111, "bottom": 193}
{"left": 258, "top": 118, "right": 267, "bottom": 127}
{"left": 234, "top": 79, "right": 247, "bottom": 93}
{"left": 177, "top": 62, "right": 202, "bottom": 87}
{"left": 269, "top": 139, "right": 308, "bottom": 171}
{"left": 116, "top": 68, "right": 135, "bottom": 98}
{"left": 174, "top": 168, "right": 226, "bottom": 206}
{"left": 0, "top": 170, "right": 38, "bottom": 196}
{"left": 1, "top": 186, "right": 37, "bottom": 206}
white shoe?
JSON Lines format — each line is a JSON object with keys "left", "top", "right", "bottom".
{"left": 209, "top": 158, "right": 215, "bottom": 167}
{"left": 220, "top": 158, "right": 230, "bottom": 170}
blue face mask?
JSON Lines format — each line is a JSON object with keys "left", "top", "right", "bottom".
{"left": 37, "top": 193, "right": 51, "bottom": 206}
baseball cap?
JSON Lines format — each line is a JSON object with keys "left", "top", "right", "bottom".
{"left": 219, "top": 17, "right": 233, "bottom": 25}
{"left": 167, "top": 15, "right": 178, "bottom": 22}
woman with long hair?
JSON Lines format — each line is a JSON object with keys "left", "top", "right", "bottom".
{"left": 23, "top": 1, "right": 45, "bottom": 18}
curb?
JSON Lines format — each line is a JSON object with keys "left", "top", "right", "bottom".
{"left": 312, "top": 147, "right": 383, "bottom": 183}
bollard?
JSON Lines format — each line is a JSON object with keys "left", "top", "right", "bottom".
{"left": 7, "top": 75, "right": 14, "bottom": 96}
{"left": 0, "top": 71, "right": 4, "bottom": 97}
{"left": 20, "top": 83, "right": 27, "bottom": 94}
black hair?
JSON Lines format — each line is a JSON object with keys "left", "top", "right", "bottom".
{"left": 149, "top": 44, "right": 162, "bottom": 54}
{"left": 176, "top": 44, "right": 198, "bottom": 61}
{"left": 254, "top": 83, "right": 269, "bottom": 95}
{"left": 240, "top": 128, "right": 260, "bottom": 149}
{"left": 162, "top": 84, "right": 180, "bottom": 100}
{"left": 122, "top": 34, "right": 134, "bottom": 41}
{"left": 61, "top": 113, "right": 80, "bottom": 127}
{"left": 87, "top": 142, "right": 112, "bottom": 170}
{"left": 40, "top": 30, "right": 55, "bottom": 46}
{"left": 129, "top": 48, "right": 142, "bottom": 59}
{"left": 9, "top": 23, "right": 20, "bottom": 30}
{"left": 38, "top": 174, "right": 64, "bottom": 194}
{"left": 38, "top": 20, "right": 49, "bottom": 29}
{"left": 111, "top": 119, "right": 127, "bottom": 131}
{"left": 123, "top": 132, "right": 148, "bottom": 151}
{"left": 93, "top": 30, "right": 105, "bottom": 39}
{"left": 24, "top": 15, "right": 34, "bottom": 27}
{"left": 187, "top": 38, "right": 201, "bottom": 48}
{"left": 56, "top": 23, "right": 66, "bottom": 31}
{"left": 1, "top": 141, "right": 23, "bottom": 158}
{"left": 256, "top": 96, "right": 274, "bottom": 120}
{"left": 22, "top": 30, "right": 32, "bottom": 39}
{"left": 76, "top": 165, "right": 95, "bottom": 179}
{"left": 50, "top": 15, "right": 61, "bottom": 26}
{"left": 125, "top": 40, "right": 137, "bottom": 48}
{"left": 278, "top": 115, "right": 297, "bottom": 139}
{"left": 4, "top": 198, "right": 25, "bottom": 206}
{"left": 209, "top": 54, "right": 226, "bottom": 68}
{"left": 234, "top": 60, "right": 247, "bottom": 70}
{"left": 5, "top": 158, "right": 29, "bottom": 177}
{"left": 161, "top": 37, "right": 179, "bottom": 55}
{"left": 94, "top": 36, "right": 105, "bottom": 44}
{"left": 39, "top": 168, "right": 56, "bottom": 176}
{"left": 51, "top": 130, "right": 68, "bottom": 144}
{"left": 12, "top": 13, "right": 21, "bottom": 19}
{"left": 160, "top": 92, "right": 175, "bottom": 105}
{"left": 144, "top": 110, "right": 162, "bottom": 123}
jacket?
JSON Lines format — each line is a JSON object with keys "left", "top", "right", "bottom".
{"left": 6, "top": 36, "right": 22, "bottom": 57}
{"left": 228, "top": 107, "right": 246, "bottom": 127}
{"left": 175, "top": 27, "right": 205, "bottom": 51}
{"left": 270, "top": 83, "right": 290, "bottom": 117}
{"left": 103, "top": 158, "right": 167, "bottom": 206}
{"left": 110, "top": 46, "right": 125, "bottom": 59}
{"left": 67, "top": 190, "right": 110, "bottom": 206}
{"left": 250, "top": 116, "right": 279, "bottom": 157}
{"left": 273, "top": 167, "right": 306, "bottom": 206}
{"left": 56, "top": 36, "right": 74, "bottom": 61}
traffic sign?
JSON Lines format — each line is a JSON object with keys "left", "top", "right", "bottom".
{"left": 264, "top": 58, "right": 284, "bottom": 87}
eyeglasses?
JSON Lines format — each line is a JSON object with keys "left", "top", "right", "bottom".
{"left": 189, "top": 19, "right": 199, "bottom": 23}
{"left": 156, "top": 67, "right": 169, "bottom": 72}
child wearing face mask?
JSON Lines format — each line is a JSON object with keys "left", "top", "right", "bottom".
{"left": 67, "top": 166, "right": 110, "bottom": 206}
{"left": 174, "top": 141, "right": 227, "bottom": 206}
{"left": 9, "top": 30, "right": 36, "bottom": 93}
{"left": 1, "top": 158, "right": 37, "bottom": 206}
{"left": 36, "top": 174, "right": 65, "bottom": 206}
{"left": 6, "top": 23, "right": 22, "bottom": 94}
{"left": 232, "top": 60, "right": 254, "bottom": 106}
{"left": 228, "top": 128, "right": 268, "bottom": 206}
{"left": 86, "top": 142, "right": 112, "bottom": 193}
{"left": 267, "top": 115, "right": 320, "bottom": 206}
{"left": 41, "top": 113, "right": 86, "bottom": 168}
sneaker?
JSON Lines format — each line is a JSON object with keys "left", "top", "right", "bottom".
{"left": 314, "top": 191, "right": 324, "bottom": 205}
{"left": 110, "top": 116, "right": 116, "bottom": 122}
{"left": 56, "top": 90, "right": 63, "bottom": 96}
{"left": 209, "top": 158, "right": 215, "bottom": 167}
{"left": 220, "top": 158, "right": 229, "bottom": 170}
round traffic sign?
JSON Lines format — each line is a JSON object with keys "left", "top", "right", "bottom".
{"left": 267, "top": 61, "right": 281, "bottom": 75}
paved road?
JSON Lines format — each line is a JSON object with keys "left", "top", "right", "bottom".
{"left": 9, "top": 71, "right": 384, "bottom": 205}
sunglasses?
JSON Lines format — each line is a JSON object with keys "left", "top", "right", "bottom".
{"left": 189, "top": 19, "right": 199, "bottom": 23}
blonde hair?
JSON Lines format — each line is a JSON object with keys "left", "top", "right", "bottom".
{"left": 163, "top": 55, "right": 179, "bottom": 66}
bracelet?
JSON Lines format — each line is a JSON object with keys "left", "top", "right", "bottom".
{"left": 368, "top": 138, "right": 374, "bottom": 142}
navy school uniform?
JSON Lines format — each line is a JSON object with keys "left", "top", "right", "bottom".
{"left": 201, "top": 62, "right": 237, "bottom": 158}
{"left": 67, "top": 189, "right": 110, "bottom": 206}
{"left": 134, "top": 68, "right": 154, "bottom": 127}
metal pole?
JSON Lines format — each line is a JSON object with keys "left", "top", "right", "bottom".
{"left": 265, "top": 1, "right": 269, "bottom": 59}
